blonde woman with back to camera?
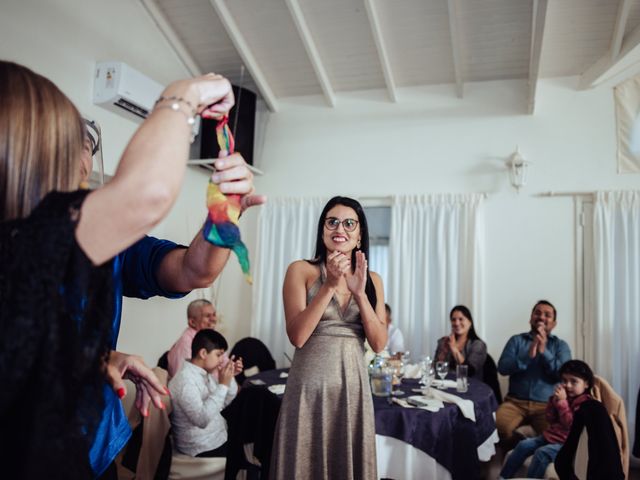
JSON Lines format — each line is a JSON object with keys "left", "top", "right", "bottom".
{"left": 0, "top": 61, "right": 264, "bottom": 479}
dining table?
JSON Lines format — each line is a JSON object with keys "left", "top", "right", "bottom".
{"left": 243, "top": 368, "right": 499, "bottom": 480}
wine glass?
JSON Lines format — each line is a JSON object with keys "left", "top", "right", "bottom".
{"left": 435, "top": 360, "right": 449, "bottom": 388}
{"left": 389, "top": 357, "right": 405, "bottom": 396}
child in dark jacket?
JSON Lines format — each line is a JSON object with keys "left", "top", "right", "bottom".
{"left": 499, "top": 360, "right": 594, "bottom": 479}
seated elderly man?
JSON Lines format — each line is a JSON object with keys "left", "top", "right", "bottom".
{"left": 496, "top": 300, "right": 571, "bottom": 449}
{"left": 168, "top": 299, "right": 240, "bottom": 378}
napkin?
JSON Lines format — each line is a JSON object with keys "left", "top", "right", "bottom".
{"left": 392, "top": 396, "right": 444, "bottom": 412}
{"left": 268, "top": 384, "right": 286, "bottom": 395}
{"left": 431, "top": 379, "right": 457, "bottom": 389}
{"left": 428, "top": 389, "right": 476, "bottom": 422}
{"left": 403, "top": 363, "right": 422, "bottom": 379}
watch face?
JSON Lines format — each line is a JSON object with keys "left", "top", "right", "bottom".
{"left": 84, "top": 118, "right": 106, "bottom": 188}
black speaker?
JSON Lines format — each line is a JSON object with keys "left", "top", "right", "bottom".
{"left": 194, "top": 85, "right": 256, "bottom": 166}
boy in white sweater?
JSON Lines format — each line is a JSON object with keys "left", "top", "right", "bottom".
{"left": 169, "top": 329, "right": 239, "bottom": 457}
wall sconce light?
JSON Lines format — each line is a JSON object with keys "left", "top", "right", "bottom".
{"left": 508, "top": 147, "right": 531, "bottom": 192}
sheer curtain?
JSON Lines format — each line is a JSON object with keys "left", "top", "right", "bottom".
{"left": 387, "top": 194, "right": 485, "bottom": 360}
{"left": 591, "top": 191, "right": 640, "bottom": 434}
{"left": 251, "top": 197, "right": 327, "bottom": 366}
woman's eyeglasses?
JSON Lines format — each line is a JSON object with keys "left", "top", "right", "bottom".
{"left": 324, "top": 217, "right": 359, "bottom": 232}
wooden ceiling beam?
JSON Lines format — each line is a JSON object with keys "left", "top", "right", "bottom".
{"left": 363, "top": 0, "right": 397, "bottom": 102}
{"left": 210, "top": 0, "right": 279, "bottom": 112}
{"left": 579, "top": 0, "right": 638, "bottom": 90}
{"left": 139, "top": 0, "right": 203, "bottom": 77}
{"left": 446, "top": 0, "right": 464, "bottom": 98}
{"left": 528, "top": 0, "right": 549, "bottom": 114}
{"left": 610, "top": 0, "right": 633, "bottom": 59}
{"left": 285, "top": 0, "right": 336, "bottom": 107}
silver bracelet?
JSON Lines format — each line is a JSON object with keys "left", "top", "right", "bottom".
{"left": 154, "top": 101, "right": 196, "bottom": 126}
{"left": 155, "top": 95, "right": 196, "bottom": 115}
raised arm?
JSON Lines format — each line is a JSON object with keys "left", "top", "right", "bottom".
{"left": 154, "top": 155, "right": 266, "bottom": 292}
{"left": 283, "top": 261, "right": 335, "bottom": 349}
{"left": 76, "top": 74, "right": 236, "bottom": 265}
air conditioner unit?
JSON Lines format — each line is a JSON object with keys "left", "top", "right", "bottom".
{"left": 93, "top": 61, "right": 164, "bottom": 122}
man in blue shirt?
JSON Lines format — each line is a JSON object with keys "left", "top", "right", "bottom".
{"left": 89, "top": 153, "right": 266, "bottom": 479}
{"left": 496, "top": 300, "right": 571, "bottom": 449}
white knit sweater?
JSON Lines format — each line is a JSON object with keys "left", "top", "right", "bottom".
{"left": 169, "top": 361, "right": 238, "bottom": 456}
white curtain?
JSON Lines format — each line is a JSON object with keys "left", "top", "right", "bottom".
{"left": 387, "top": 194, "right": 485, "bottom": 360}
{"left": 251, "top": 197, "right": 327, "bottom": 366}
{"left": 591, "top": 191, "right": 640, "bottom": 434}
{"left": 369, "top": 244, "right": 389, "bottom": 290}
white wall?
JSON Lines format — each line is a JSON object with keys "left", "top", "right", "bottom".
{"left": 3, "top": 0, "right": 638, "bottom": 367}
{"left": 252, "top": 78, "right": 639, "bottom": 362}
{"left": 0, "top": 0, "right": 255, "bottom": 365}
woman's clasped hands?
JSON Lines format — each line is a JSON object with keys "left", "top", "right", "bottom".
{"left": 325, "top": 250, "right": 368, "bottom": 297}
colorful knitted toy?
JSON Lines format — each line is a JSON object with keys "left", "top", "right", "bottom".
{"left": 203, "top": 116, "right": 252, "bottom": 284}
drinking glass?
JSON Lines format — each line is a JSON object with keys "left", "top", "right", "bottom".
{"left": 389, "top": 357, "right": 405, "bottom": 396}
{"left": 419, "top": 356, "right": 435, "bottom": 396}
{"left": 435, "top": 361, "right": 449, "bottom": 388}
{"left": 456, "top": 364, "right": 468, "bottom": 393}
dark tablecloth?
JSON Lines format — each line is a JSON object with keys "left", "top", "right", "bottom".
{"left": 373, "top": 377, "right": 498, "bottom": 479}
{"left": 244, "top": 369, "right": 498, "bottom": 480}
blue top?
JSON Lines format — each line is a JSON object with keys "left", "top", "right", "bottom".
{"left": 90, "top": 236, "right": 187, "bottom": 476}
{"left": 497, "top": 332, "right": 571, "bottom": 403}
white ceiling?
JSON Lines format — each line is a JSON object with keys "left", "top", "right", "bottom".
{"left": 143, "top": 0, "right": 640, "bottom": 112}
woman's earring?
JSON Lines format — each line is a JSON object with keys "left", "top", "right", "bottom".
{"left": 357, "top": 239, "right": 361, "bottom": 249}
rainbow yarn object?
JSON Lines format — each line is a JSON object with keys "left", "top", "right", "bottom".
{"left": 203, "top": 116, "right": 252, "bottom": 284}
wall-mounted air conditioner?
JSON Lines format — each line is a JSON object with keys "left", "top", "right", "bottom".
{"left": 93, "top": 61, "right": 164, "bottom": 122}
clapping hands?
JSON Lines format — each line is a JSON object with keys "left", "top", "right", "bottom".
{"left": 345, "top": 251, "right": 367, "bottom": 296}
{"left": 529, "top": 324, "right": 548, "bottom": 358}
{"left": 325, "top": 250, "right": 367, "bottom": 297}
{"left": 553, "top": 383, "right": 567, "bottom": 401}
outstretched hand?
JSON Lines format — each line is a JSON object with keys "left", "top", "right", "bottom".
{"left": 210, "top": 154, "right": 267, "bottom": 213}
{"left": 105, "top": 351, "right": 168, "bottom": 417}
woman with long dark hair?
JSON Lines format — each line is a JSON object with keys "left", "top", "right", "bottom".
{"left": 270, "top": 196, "right": 387, "bottom": 479}
{"left": 434, "top": 305, "right": 487, "bottom": 379}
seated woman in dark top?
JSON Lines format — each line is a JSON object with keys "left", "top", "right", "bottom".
{"left": 434, "top": 305, "right": 487, "bottom": 380}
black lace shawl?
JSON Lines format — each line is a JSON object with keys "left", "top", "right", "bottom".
{"left": 0, "top": 191, "right": 114, "bottom": 479}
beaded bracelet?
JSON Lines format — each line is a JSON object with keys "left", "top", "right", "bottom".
{"left": 155, "top": 95, "right": 197, "bottom": 115}
{"left": 154, "top": 101, "right": 196, "bottom": 126}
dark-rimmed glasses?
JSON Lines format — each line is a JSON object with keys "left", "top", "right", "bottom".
{"left": 324, "top": 217, "right": 359, "bottom": 232}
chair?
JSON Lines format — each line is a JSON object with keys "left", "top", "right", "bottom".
{"left": 157, "top": 350, "right": 169, "bottom": 371}
{"left": 168, "top": 453, "right": 225, "bottom": 480}
{"left": 505, "top": 375, "right": 628, "bottom": 480}
{"left": 482, "top": 353, "right": 503, "bottom": 404}
{"left": 222, "top": 385, "right": 281, "bottom": 480}
{"left": 116, "top": 367, "right": 226, "bottom": 480}
{"left": 116, "top": 367, "right": 173, "bottom": 480}
{"left": 590, "top": 375, "right": 629, "bottom": 477}
{"left": 230, "top": 337, "right": 276, "bottom": 385}
{"left": 554, "top": 398, "right": 624, "bottom": 479}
